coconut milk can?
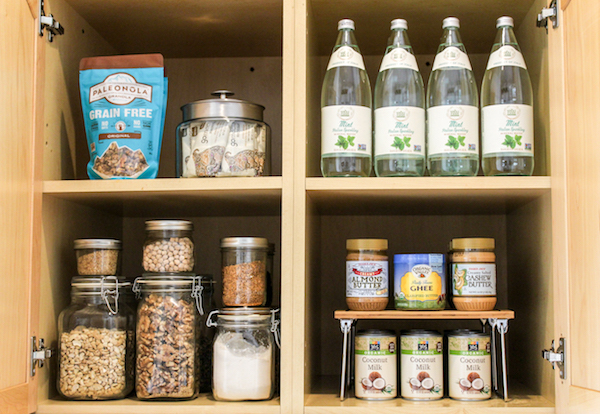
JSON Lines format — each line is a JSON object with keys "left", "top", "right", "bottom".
{"left": 400, "top": 330, "right": 443, "bottom": 400}
{"left": 355, "top": 330, "right": 397, "bottom": 399}
{"left": 447, "top": 330, "right": 492, "bottom": 400}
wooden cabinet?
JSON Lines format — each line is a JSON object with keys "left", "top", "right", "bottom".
{"left": 1, "top": 0, "right": 599, "bottom": 413}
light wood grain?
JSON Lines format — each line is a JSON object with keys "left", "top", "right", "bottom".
{"left": 564, "top": 0, "right": 600, "bottom": 396}
{"left": 334, "top": 310, "right": 515, "bottom": 320}
{"left": 0, "top": 0, "right": 36, "bottom": 399}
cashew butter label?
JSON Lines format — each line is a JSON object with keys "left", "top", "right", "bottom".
{"left": 432, "top": 47, "right": 472, "bottom": 71}
{"left": 400, "top": 335, "right": 443, "bottom": 399}
{"left": 321, "top": 105, "right": 372, "bottom": 155}
{"left": 452, "top": 263, "right": 496, "bottom": 296}
{"left": 355, "top": 335, "right": 396, "bottom": 399}
{"left": 482, "top": 104, "right": 533, "bottom": 155}
{"left": 346, "top": 261, "right": 388, "bottom": 298}
{"left": 379, "top": 48, "right": 419, "bottom": 72}
{"left": 486, "top": 46, "right": 527, "bottom": 70}
{"left": 448, "top": 336, "right": 492, "bottom": 400}
{"left": 327, "top": 46, "right": 366, "bottom": 70}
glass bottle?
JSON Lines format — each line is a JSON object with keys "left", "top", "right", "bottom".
{"left": 481, "top": 16, "right": 534, "bottom": 176}
{"left": 207, "top": 308, "right": 280, "bottom": 401}
{"left": 321, "top": 19, "right": 372, "bottom": 177}
{"left": 57, "top": 276, "right": 135, "bottom": 400}
{"left": 427, "top": 17, "right": 479, "bottom": 176}
{"left": 374, "top": 19, "right": 425, "bottom": 177}
{"left": 133, "top": 276, "right": 203, "bottom": 400}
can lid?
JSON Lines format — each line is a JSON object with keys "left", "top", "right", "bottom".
{"left": 145, "top": 220, "right": 193, "bottom": 231}
{"left": 180, "top": 90, "right": 265, "bottom": 123}
{"left": 391, "top": 19, "right": 408, "bottom": 30}
{"left": 347, "top": 239, "right": 388, "bottom": 250}
{"left": 356, "top": 329, "right": 396, "bottom": 337}
{"left": 447, "top": 329, "right": 490, "bottom": 338}
{"left": 338, "top": 19, "right": 355, "bottom": 30}
{"left": 221, "top": 237, "right": 269, "bottom": 249}
{"left": 496, "top": 16, "right": 514, "bottom": 28}
{"left": 401, "top": 329, "right": 441, "bottom": 337}
{"left": 450, "top": 238, "right": 495, "bottom": 250}
{"left": 442, "top": 17, "right": 460, "bottom": 29}
{"left": 74, "top": 239, "right": 121, "bottom": 250}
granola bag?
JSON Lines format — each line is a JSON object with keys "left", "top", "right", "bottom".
{"left": 79, "top": 54, "right": 168, "bottom": 179}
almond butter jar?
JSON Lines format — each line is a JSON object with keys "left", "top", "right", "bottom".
{"left": 346, "top": 239, "right": 389, "bottom": 311}
{"left": 450, "top": 238, "right": 496, "bottom": 311}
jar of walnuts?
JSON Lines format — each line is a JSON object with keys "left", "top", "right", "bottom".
{"left": 143, "top": 220, "right": 195, "bottom": 273}
{"left": 220, "top": 237, "right": 269, "bottom": 307}
{"left": 57, "top": 276, "right": 135, "bottom": 400}
{"left": 133, "top": 276, "right": 204, "bottom": 400}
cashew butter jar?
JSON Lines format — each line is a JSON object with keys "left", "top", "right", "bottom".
{"left": 450, "top": 238, "right": 496, "bottom": 311}
{"left": 346, "top": 239, "right": 389, "bottom": 311}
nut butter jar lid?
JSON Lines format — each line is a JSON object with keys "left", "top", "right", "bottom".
{"left": 347, "top": 239, "right": 388, "bottom": 251}
{"left": 450, "top": 238, "right": 495, "bottom": 250}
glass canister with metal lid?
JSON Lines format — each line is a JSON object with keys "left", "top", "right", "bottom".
{"left": 207, "top": 307, "right": 280, "bottom": 401}
{"left": 57, "top": 276, "right": 135, "bottom": 400}
{"left": 133, "top": 275, "right": 204, "bottom": 400}
{"left": 142, "top": 220, "right": 194, "bottom": 273}
{"left": 74, "top": 238, "right": 122, "bottom": 276}
{"left": 177, "top": 90, "right": 271, "bottom": 178}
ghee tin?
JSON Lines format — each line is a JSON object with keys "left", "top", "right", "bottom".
{"left": 447, "top": 330, "right": 492, "bottom": 400}
{"left": 400, "top": 330, "right": 443, "bottom": 400}
{"left": 355, "top": 330, "right": 397, "bottom": 399}
{"left": 394, "top": 254, "right": 446, "bottom": 310}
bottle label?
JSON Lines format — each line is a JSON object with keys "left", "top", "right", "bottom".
{"left": 379, "top": 48, "right": 420, "bottom": 72}
{"left": 452, "top": 263, "right": 496, "bottom": 296}
{"left": 486, "top": 46, "right": 527, "bottom": 70}
{"left": 374, "top": 106, "right": 425, "bottom": 158}
{"left": 432, "top": 46, "right": 472, "bottom": 71}
{"left": 327, "top": 46, "right": 366, "bottom": 70}
{"left": 481, "top": 104, "right": 534, "bottom": 155}
{"left": 346, "top": 260, "right": 389, "bottom": 298}
{"left": 321, "top": 105, "right": 372, "bottom": 155}
{"left": 427, "top": 105, "right": 479, "bottom": 156}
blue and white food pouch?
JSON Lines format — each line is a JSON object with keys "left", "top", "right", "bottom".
{"left": 79, "top": 54, "right": 168, "bottom": 179}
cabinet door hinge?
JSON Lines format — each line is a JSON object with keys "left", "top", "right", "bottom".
{"left": 542, "top": 337, "right": 566, "bottom": 379}
{"left": 537, "top": 0, "right": 559, "bottom": 33}
{"left": 39, "top": 0, "right": 64, "bottom": 42}
{"left": 31, "top": 336, "right": 53, "bottom": 377}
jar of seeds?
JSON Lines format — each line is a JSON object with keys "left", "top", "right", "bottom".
{"left": 57, "top": 276, "right": 135, "bottom": 400}
{"left": 74, "top": 239, "right": 122, "bottom": 276}
{"left": 133, "top": 276, "right": 204, "bottom": 400}
{"left": 143, "top": 220, "right": 194, "bottom": 273}
{"left": 221, "top": 237, "right": 269, "bottom": 307}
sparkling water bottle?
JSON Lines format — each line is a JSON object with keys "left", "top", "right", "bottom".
{"left": 427, "top": 17, "right": 479, "bottom": 176}
{"left": 374, "top": 19, "right": 425, "bottom": 177}
{"left": 321, "top": 19, "right": 372, "bottom": 177}
{"left": 481, "top": 16, "right": 534, "bottom": 176}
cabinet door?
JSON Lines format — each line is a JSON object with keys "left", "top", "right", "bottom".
{"left": 0, "top": 0, "right": 44, "bottom": 413}
{"left": 551, "top": 0, "right": 600, "bottom": 412}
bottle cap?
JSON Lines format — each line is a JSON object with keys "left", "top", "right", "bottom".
{"left": 391, "top": 19, "right": 408, "bottom": 30}
{"left": 442, "top": 17, "right": 460, "bottom": 29}
{"left": 338, "top": 19, "right": 355, "bottom": 30}
{"left": 496, "top": 16, "right": 514, "bottom": 28}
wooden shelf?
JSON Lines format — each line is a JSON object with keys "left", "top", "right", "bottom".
{"left": 334, "top": 310, "right": 515, "bottom": 320}
{"left": 37, "top": 395, "right": 280, "bottom": 414}
{"left": 306, "top": 177, "right": 551, "bottom": 215}
{"left": 42, "top": 177, "right": 283, "bottom": 217}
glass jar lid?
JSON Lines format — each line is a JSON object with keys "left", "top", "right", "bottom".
{"left": 450, "top": 238, "right": 495, "bottom": 250}
{"left": 71, "top": 276, "right": 129, "bottom": 315}
{"left": 206, "top": 307, "right": 281, "bottom": 347}
{"left": 220, "top": 237, "right": 269, "bottom": 249}
{"left": 181, "top": 90, "right": 265, "bottom": 123}
{"left": 145, "top": 219, "right": 193, "bottom": 231}
{"left": 74, "top": 238, "right": 122, "bottom": 250}
{"left": 133, "top": 275, "right": 204, "bottom": 314}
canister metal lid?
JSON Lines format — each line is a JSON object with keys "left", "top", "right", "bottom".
{"left": 145, "top": 220, "right": 193, "bottom": 231}
{"left": 220, "top": 237, "right": 269, "bottom": 249}
{"left": 181, "top": 90, "right": 265, "bottom": 122}
{"left": 347, "top": 239, "right": 388, "bottom": 251}
{"left": 74, "top": 239, "right": 122, "bottom": 249}
{"left": 356, "top": 329, "right": 396, "bottom": 337}
{"left": 450, "top": 238, "right": 495, "bottom": 250}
